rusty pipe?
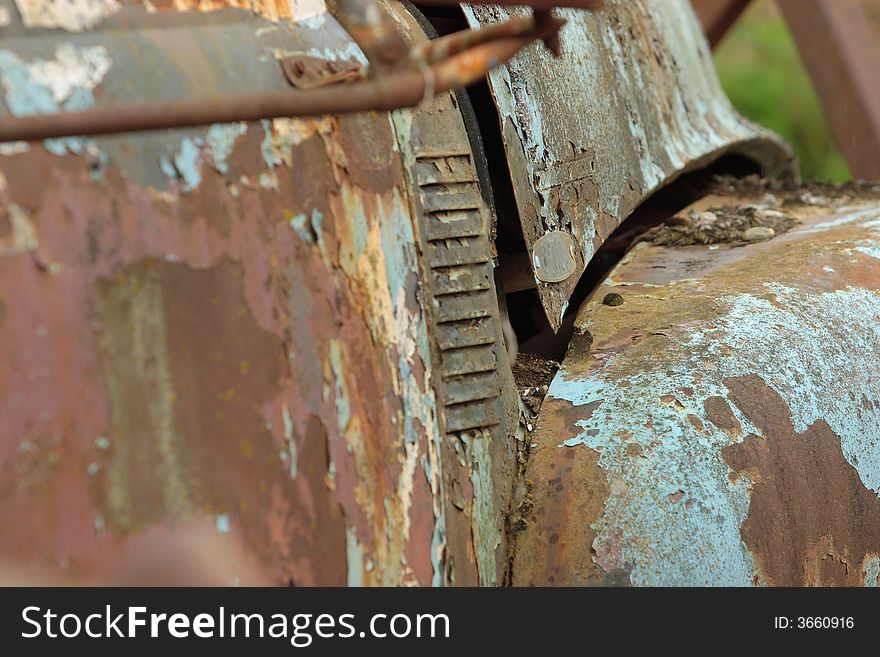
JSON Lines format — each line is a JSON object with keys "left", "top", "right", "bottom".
{"left": 0, "top": 34, "right": 546, "bottom": 143}
{"left": 414, "top": 14, "right": 565, "bottom": 64}
{"left": 415, "top": 0, "right": 603, "bottom": 8}
{"left": 334, "top": 0, "right": 410, "bottom": 73}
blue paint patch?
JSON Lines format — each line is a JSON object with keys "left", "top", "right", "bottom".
{"left": 159, "top": 156, "right": 177, "bottom": 181}
{"left": 0, "top": 47, "right": 107, "bottom": 157}
{"left": 864, "top": 555, "right": 880, "bottom": 587}
{"left": 158, "top": 136, "right": 212, "bottom": 191}
{"left": 548, "top": 271, "right": 880, "bottom": 584}
{"left": 282, "top": 405, "right": 298, "bottom": 480}
{"left": 687, "top": 283, "right": 880, "bottom": 494}
{"left": 173, "top": 137, "right": 203, "bottom": 192}
{"left": 461, "top": 431, "right": 501, "bottom": 586}
{"left": 310, "top": 208, "right": 324, "bottom": 249}
{"left": 346, "top": 526, "right": 364, "bottom": 587}
{"left": 215, "top": 513, "right": 231, "bottom": 534}
{"left": 552, "top": 362, "right": 760, "bottom": 586}
{"left": 206, "top": 122, "right": 247, "bottom": 175}
{"left": 856, "top": 244, "right": 880, "bottom": 261}
{"left": 328, "top": 340, "right": 351, "bottom": 434}
{"left": 289, "top": 212, "right": 313, "bottom": 243}
{"left": 260, "top": 119, "right": 274, "bottom": 169}
{"left": 0, "top": 51, "right": 57, "bottom": 116}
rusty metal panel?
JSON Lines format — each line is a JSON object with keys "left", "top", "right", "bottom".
{"left": 778, "top": 0, "right": 880, "bottom": 181}
{"left": 513, "top": 180, "right": 880, "bottom": 585}
{"left": 0, "top": 1, "right": 511, "bottom": 586}
{"left": 463, "top": 0, "right": 793, "bottom": 330}
{"left": 385, "top": 1, "right": 520, "bottom": 586}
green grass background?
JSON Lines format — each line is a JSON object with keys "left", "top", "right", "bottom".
{"left": 714, "top": 0, "right": 851, "bottom": 181}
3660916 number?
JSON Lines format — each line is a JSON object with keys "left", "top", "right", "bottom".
{"left": 797, "top": 617, "right": 854, "bottom": 629}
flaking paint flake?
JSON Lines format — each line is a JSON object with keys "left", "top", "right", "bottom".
{"left": 527, "top": 198, "right": 880, "bottom": 586}
{"left": 14, "top": 0, "right": 120, "bottom": 31}
{"left": 0, "top": 44, "right": 111, "bottom": 156}
{"left": 142, "top": 0, "right": 326, "bottom": 21}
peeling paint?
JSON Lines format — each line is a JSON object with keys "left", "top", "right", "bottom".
{"left": 0, "top": 0, "right": 510, "bottom": 587}
{"left": 864, "top": 554, "right": 880, "bottom": 586}
{"left": 0, "top": 203, "right": 37, "bottom": 256}
{"left": 261, "top": 116, "right": 334, "bottom": 169}
{"left": 459, "top": 430, "right": 502, "bottom": 586}
{"left": 281, "top": 405, "right": 297, "bottom": 479}
{"left": 552, "top": 365, "right": 760, "bottom": 585}
{"left": 206, "top": 122, "right": 248, "bottom": 175}
{"left": 463, "top": 0, "right": 792, "bottom": 328}
{"left": 159, "top": 137, "right": 204, "bottom": 191}
{"left": 14, "top": 0, "right": 120, "bottom": 32}
{"left": 346, "top": 525, "right": 364, "bottom": 587}
{"left": 0, "top": 44, "right": 110, "bottom": 156}
{"left": 215, "top": 513, "right": 231, "bottom": 533}
{"left": 142, "top": 0, "right": 327, "bottom": 21}
{"left": 516, "top": 195, "right": 880, "bottom": 586}
{"left": 0, "top": 141, "right": 28, "bottom": 155}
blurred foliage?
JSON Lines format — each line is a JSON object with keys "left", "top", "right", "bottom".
{"left": 714, "top": 1, "right": 851, "bottom": 182}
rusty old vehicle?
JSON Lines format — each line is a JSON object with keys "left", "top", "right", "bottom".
{"left": 0, "top": 0, "right": 878, "bottom": 587}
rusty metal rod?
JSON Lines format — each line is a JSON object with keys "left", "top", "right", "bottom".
{"left": 414, "top": 14, "right": 566, "bottom": 64}
{"left": 335, "top": 0, "right": 410, "bottom": 74}
{"left": 415, "top": 0, "right": 603, "bottom": 8}
{"left": 0, "top": 34, "right": 544, "bottom": 143}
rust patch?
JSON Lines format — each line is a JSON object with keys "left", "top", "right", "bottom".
{"left": 334, "top": 114, "right": 401, "bottom": 193}
{"left": 703, "top": 395, "right": 742, "bottom": 435}
{"left": 686, "top": 414, "right": 704, "bottom": 432}
{"left": 95, "top": 257, "right": 347, "bottom": 584}
{"left": 0, "top": 212, "right": 11, "bottom": 240}
{"left": 722, "top": 375, "right": 880, "bottom": 586}
{"left": 511, "top": 396, "right": 623, "bottom": 586}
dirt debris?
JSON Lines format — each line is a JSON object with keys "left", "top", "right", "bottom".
{"left": 512, "top": 353, "right": 559, "bottom": 416}
{"left": 638, "top": 174, "right": 880, "bottom": 248}
{"left": 636, "top": 200, "right": 797, "bottom": 247}
{"left": 505, "top": 353, "right": 559, "bottom": 561}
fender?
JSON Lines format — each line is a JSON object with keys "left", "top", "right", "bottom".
{"left": 513, "top": 181, "right": 880, "bottom": 586}
{"left": 464, "top": 0, "right": 794, "bottom": 329}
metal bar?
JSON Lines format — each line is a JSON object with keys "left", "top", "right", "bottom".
{"left": 414, "top": 15, "right": 537, "bottom": 64}
{"left": 335, "top": 0, "right": 410, "bottom": 72}
{"left": 0, "top": 27, "right": 556, "bottom": 143}
{"left": 416, "top": 0, "right": 604, "bottom": 8}
{"left": 691, "top": 0, "right": 753, "bottom": 48}
{"left": 414, "top": 13, "right": 565, "bottom": 63}
{"left": 778, "top": 0, "right": 880, "bottom": 180}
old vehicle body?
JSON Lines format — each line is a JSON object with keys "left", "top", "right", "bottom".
{"left": 0, "top": 0, "right": 877, "bottom": 586}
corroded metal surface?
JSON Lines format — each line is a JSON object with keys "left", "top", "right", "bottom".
{"left": 0, "top": 4, "right": 573, "bottom": 143}
{"left": 514, "top": 184, "right": 880, "bottom": 585}
{"left": 0, "top": 0, "right": 516, "bottom": 586}
{"left": 463, "top": 0, "right": 793, "bottom": 329}
{"left": 386, "top": 1, "right": 519, "bottom": 586}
